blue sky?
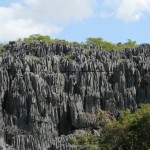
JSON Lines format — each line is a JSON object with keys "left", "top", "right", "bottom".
{"left": 0, "top": 0, "right": 150, "bottom": 44}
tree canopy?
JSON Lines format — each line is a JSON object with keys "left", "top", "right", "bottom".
{"left": 0, "top": 34, "right": 139, "bottom": 55}
{"left": 18, "top": 34, "right": 54, "bottom": 43}
{"left": 85, "top": 37, "right": 138, "bottom": 51}
{"left": 17, "top": 34, "right": 138, "bottom": 51}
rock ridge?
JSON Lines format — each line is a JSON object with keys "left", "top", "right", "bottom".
{"left": 0, "top": 42, "right": 150, "bottom": 149}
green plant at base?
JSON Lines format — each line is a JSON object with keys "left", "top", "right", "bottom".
{"left": 68, "top": 104, "right": 150, "bottom": 150}
{"left": 68, "top": 134, "right": 99, "bottom": 150}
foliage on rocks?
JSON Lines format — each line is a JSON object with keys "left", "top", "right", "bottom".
{"left": 0, "top": 44, "right": 5, "bottom": 55}
{"left": 68, "top": 104, "right": 150, "bottom": 150}
{"left": 0, "top": 34, "right": 139, "bottom": 56}
{"left": 85, "top": 38, "right": 138, "bottom": 51}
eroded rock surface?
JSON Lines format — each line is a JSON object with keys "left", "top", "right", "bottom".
{"left": 0, "top": 42, "right": 150, "bottom": 149}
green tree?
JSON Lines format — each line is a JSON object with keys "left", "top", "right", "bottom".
{"left": 24, "top": 34, "right": 54, "bottom": 43}
{"left": 86, "top": 37, "right": 103, "bottom": 46}
{"left": 17, "top": 38, "right": 22, "bottom": 42}
{"left": 100, "top": 104, "right": 150, "bottom": 150}
{"left": 68, "top": 104, "right": 150, "bottom": 150}
{"left": 55, "top": 39, "right": 69, "bottom": 45}
{"left": 85, "top": 37, "right": 138, "bottom": 51}
{"left": 124, "top": 39, "right": 137, "bottom": 48}
{"left": 86, "top": 37, "right": 126, "bottom": 51}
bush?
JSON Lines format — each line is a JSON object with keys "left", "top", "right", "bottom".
{"left": 68, "top": 104, "right": 150, "bottom": 150}
{"left": 22, "top": 34, "right": 55, "bottom": 44}
{"left": 68, "top": 133, "right": 99, "bottom": 150}
{"left": 28, "top": 55, "right": 39, "bottom": 60}
{"left": 0, "top": 44, "right": 5, "bottom": 54}
{"left": 85, "top": 37, "right": 138, "bottom": 51}
{"left": 64, "top": 54, "right": 73, "bottom": 60}
{"left": 99, "top": 104, "right": 150, "bottom": 150}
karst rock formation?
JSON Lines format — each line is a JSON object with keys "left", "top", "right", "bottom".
{"left": 0, "top": 42, "right": 150, "bottom": 149}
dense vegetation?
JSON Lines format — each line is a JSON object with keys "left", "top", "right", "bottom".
{"left": 0, "top": 44, "right": 5, "bottom": 55}
{"left": 17, "top": 34, "right": 138, "bottom": 51}
{"left": 85, "top": 38, "right": 137, "bottom": 50}
{"left": 68, "top": 104, "right": 150, "bottom": 150}
{"left": 0, "top": 34, "right": 138, "bottom": 55}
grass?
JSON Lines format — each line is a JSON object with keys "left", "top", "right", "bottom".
{"left": 28, "top": 55, "right": 39, "bottom": 60}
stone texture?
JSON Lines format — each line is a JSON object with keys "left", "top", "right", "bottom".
{"left": 0, "top": 42, "right": 150, "bottom": 149}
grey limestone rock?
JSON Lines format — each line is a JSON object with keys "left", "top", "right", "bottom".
{"left": 0, "top": 42, "right": 150, "bottom": 149}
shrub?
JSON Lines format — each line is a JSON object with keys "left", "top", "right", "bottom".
{"left": 28, "top": 55, "right": 39, "bottom": 60}
{"left": 99, "top": 104, "right": 150, "bottom": 150}
{"left": 68, "top": 104, "right": 150, "bottom": 150}
{"left": 0, "top": 44, "right": 5, "bottom": 55}
{"left": 68, "top": 133, "right": 99, "bottom": 150}
{"left": 64, "top": 54, "right": 73, "bottom": 60}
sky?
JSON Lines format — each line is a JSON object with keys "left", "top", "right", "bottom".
{"left": 0, "top": 0, "right": 150, "bottom": 44}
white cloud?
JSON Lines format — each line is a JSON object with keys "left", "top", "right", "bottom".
{"left": 99, "top": 11, "right": 113, "bottom": 18}
{"left": 0, "top": 0, "right": 96, "bottom": 42}
{"left": 100, "top": 0, "right": 150, "bottom": 22}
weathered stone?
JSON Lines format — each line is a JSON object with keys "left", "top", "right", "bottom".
{"left": 0, "top": 42, "right": 150, "bottom": 149}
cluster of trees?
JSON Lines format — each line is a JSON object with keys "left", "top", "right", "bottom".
{"left": 17, "top": 34, "right": 138, "bottom": 51}
{"left": 17, "top": 34, "right": 78, "bottom": 46}
{"left": 99, "top": 104, "right": 150, "bottom": 150}
{"left": 0, "top": 34, "right": 138, "bottom": 55}
{"left": 85, "top": 37, "right": 138, "bottom": 51}
{"left": 17, "top": 34, "right": 55, "bottom": 44}
{"left": 68, "top": 104, "right": 150, "bottom": 150}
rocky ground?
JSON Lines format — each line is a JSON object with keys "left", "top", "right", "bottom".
{"left": 0, "top": 42, "right": 150, "bottom": 149}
